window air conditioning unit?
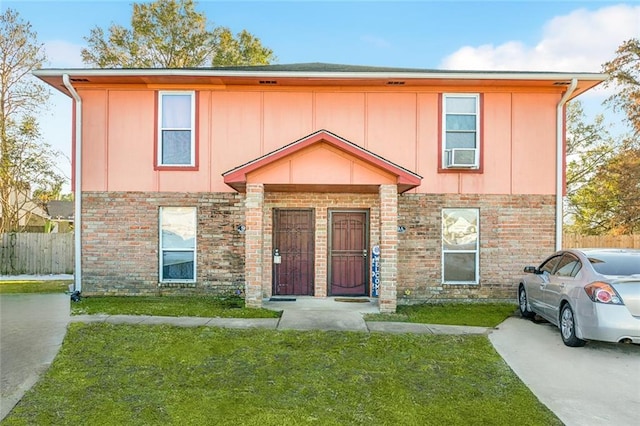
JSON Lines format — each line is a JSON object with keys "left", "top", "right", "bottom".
{"left": 445, "top": 148, "right": 477, "bottom": 168}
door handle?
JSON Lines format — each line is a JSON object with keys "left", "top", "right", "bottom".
{"left": 363, "top": 249, "right": 367, "bottom": 258}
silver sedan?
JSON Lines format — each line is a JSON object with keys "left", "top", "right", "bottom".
{"left": 518, "top": 248, "right": 640, "bottom": 347}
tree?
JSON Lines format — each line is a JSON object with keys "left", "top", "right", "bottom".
{"left": 564, "top": 101, "right": 640, "bottom": 235}
{"left": 564, "top": 39, "right": 640, "bottom": 236}
{"left": 565, "top": 101, "right": 616, "bottom": 193}
{"left": 603, "top": 38, "right": 640, "bottom": 135}
{"left": 81, "top": 0, "right": 275, "bottom": 68}
{"left": 568, "top": 140, "right": 640, "bottom": 235}
{"left": 0, "top": 9, "right": 65, "bottom": 232}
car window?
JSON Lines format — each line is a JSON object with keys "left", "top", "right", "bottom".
{"left": 540, "top": 255, "right": 562, "bottom": 274}
{"left": 588, "top": 252, "right": 640, "bottom": 276}
{"left": 555, "top": 254, "right": 581, "bottom": 277}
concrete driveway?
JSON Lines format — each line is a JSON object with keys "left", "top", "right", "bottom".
{"left": 2, "top": 294, "right": 638, "bottom": 425}
{"left": 490, "top": 316, "right": 640, "bottom": 426}
{"left": 0, "top": 293, "right": 70, "bottom": 420}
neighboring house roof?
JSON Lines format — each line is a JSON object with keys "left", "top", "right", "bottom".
{"left": 223, "top": 129, "right": 422, "bottom": 193}
{"left": 46, "top": 200, "right": 74, "bottom": 221}
{"left": 33, "top": 63, "right": 608, "bottom": 101}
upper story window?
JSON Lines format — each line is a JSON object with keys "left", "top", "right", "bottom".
{"left": 442, "top": 94, "right": 480, "bottom": 170}
{"left": 157, "top": 91, "right": 195, "bottom": 167}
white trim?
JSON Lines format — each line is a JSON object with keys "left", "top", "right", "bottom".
{"left": 159, "top": 206, "right": 197, "bottom": 283}
{"left": 34, "top": 68, "right": 608, "bottom": 82}
{"left": 441, "top": 208, "right": 480, "bottom": 285}
{"left": 62, "top": 74, "right": 82, "bottom": 293}
{"left": 556, "top": 79, "right": 578, "bottom": 251}
{"left": 157, "top": 91, "right": 196, "bottom": 167}
{"left": 442, "top": 94, "right": 480, "bottom": 169}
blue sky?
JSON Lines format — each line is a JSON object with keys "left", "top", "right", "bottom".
{"left": 3, "top": 0, "right": 640, "bottom": 190}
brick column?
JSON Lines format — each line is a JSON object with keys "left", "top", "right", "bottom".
{"left": 245, "top": 184, "right": 264, "bottom": 308}
{"left": 379, "top": 184, "right": 398, "bottom": 313}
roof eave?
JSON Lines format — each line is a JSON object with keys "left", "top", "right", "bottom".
{"left": 32, "top": 68, "right": 609, "bottom": 82}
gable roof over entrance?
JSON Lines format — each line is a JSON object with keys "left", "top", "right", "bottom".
{"left": 223, "top": 130, "right": 422, "bottom": 193}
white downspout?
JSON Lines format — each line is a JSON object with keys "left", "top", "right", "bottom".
{"left": 63, "top": 74, "right": 82, "bottom": 293}
{"left": 555, "top": 78, "right": 577, "bottom": 251}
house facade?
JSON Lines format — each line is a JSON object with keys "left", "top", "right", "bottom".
{"left": 34, "top": 64, "right": 605, "bottom": 312}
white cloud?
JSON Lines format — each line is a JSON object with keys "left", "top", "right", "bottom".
{"left": 440, "top": 4, "right": 638, "bottom": 135}
{"left": 440, "top": 4, "right": 640, "bottom": 73}
{"left": 44, "top": 40, "right": 84, "bottom": 68}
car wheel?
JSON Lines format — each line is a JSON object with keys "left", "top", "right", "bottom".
{"left": 518, "top": 285, "right": 535, "bottom": 319}
{"left": 560, "top": 304, "right": 586, "bottom": 347}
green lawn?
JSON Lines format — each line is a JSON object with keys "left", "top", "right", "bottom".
{"left": 1, "top": 283, "right": 514, "bottom": 327}
{"left": 71, "top": 296, "right": 281, "bottom": 319}
{"left": 366, "top": 302, "right": 518, "bottom": 327}
{"left": 0, "top": 280, "right": 71, "bottom": 294}
{"left": 3, "top": 323, "right": 560, "bottom": 426}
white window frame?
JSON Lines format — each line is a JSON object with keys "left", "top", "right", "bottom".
{"left": 441, "top": 208, "right": 479, "bottom": 284}
{"left": 159, "top": 207, "right": 197, "bottom": 283}
{"left": 442, "top": 94, "right": 480, "bottom": 169}
{"left": 157, "top": 91, "right": 196, "bottom": 167}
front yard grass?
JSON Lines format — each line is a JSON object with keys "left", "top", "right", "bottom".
{"left": 71, "top": 295, "right": 281, "bottom": 319}
{"left": 3, "top": 323, "right": 560, "bottom": 425}
{"left": 366, "top": 302, "right": 517, "bottom": 327}
{"left": 0, "top": 280, "right": 71, "bottom": 294}
{"left": 74, "top": 297, "right": 516, "bottom": 326}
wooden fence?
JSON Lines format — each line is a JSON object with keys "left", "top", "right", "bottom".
{"left": 0, "top": 233, "right": 74, "bottom": 275}
{"left": 563, "top": 234, "right": 640, "bottom": 249}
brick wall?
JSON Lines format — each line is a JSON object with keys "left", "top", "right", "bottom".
{"left": 397, "top": 193, "right": 556, "bottom": 303}
{"left": 81, "top": 192, "right": 245, "bottom": 295}
{"left": 81, "top": 190, "right": 556, "bottom": 304}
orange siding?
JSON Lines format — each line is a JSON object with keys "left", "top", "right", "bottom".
{"left": 81, "top": 90, "right": 108, "bottom": 191}
{"left": 511, "top": 93, "right": 558, "bottom": 194}
{"left": 314, "top": 92, "right": 366, "bottom": 144}
{"left": 79, "top": 86, "right": 562, "bottom": 195}
{"left": 247, "top": 142, "right": 396, "bottom": 186}
{"left": 211, "top": 91, "right": 262, "bottom": 186}
{"left": 366, "top": 93, "right": 418, "bottom": 172}
{"left": 106, "top": 91, "right": 156, "bottom": 191}
{"left": 461, "top": 92, "right": 513, "bottom": 194}
{"left": 263, "top": 92, "right": 313, "bottom": 154}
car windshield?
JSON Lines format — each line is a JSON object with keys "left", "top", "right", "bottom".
{"left": 587, "top": 253, "right": 640, "bottom": 276}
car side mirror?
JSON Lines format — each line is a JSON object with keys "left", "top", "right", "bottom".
{"left": 523, "top": 266, "right": 539, "bottom": 274}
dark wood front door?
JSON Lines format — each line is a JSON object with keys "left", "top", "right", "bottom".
{"left": 329, "top": 211, "right": 368, "bottom": 296}
{"left": 273, "top": 209, "right": 314, "bottom": 296}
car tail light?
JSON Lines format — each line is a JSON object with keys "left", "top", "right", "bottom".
{"left": 584, "top": 282, "right": 623, "bottom": 305}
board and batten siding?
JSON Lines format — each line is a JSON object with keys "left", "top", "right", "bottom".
{"left": 0, "top": 233, "right": 74, "bottom": 275}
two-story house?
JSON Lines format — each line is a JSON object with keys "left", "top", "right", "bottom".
{"left": 34, "top": 64, "right": 606, "bottom": 312}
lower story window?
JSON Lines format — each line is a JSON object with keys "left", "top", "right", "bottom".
{"left": 160, "top": 207, "right": 196, "bottom": 282}
{"left": 442, "top": 208, "right": 479, "bottom": 284}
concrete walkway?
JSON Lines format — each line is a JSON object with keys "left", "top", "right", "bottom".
{"left": 70, "top": 312, "right": 490, "bottom": 336}
{"left": 0, "top": 293, "right": 70, "bottom": 420}
{"left": 8, "top": 294, "right": 637, "bottom": 426}
{"left": 71, "top": 296, "right": 491, "bottom": 336}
